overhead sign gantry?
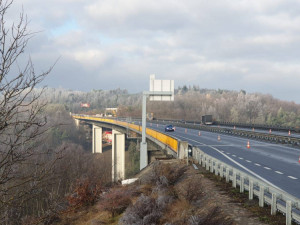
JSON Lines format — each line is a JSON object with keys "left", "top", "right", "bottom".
{"left": 140, "top": 74, "right": 174, "bottom": 170}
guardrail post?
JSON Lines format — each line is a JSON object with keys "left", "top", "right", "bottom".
{"left": 214, "top": 162, "right": 218, "bottom": 175}
{"left": 240, "top": 176, "right": 244, "bottom": 193}
{"left": 249, "top": 180, "right": 253, "bottom": 200}
{"left": 206, "top": 157, "right": 209, "bottom": 170}
{"left": 259, "top": 185, "right": 265, "bottom": 207}
{"left": 210, "top": 158, "right": 214, "bottom": 173}
{"left": 286, "top": 200, "right": 292, "bottom": 225}
{"left": 232, "top": 171, "right": 236, "bottom": 188}
{"left": 202, "top": 155, "right": 205, "bottom": 168}
{"left": 198, "top": 152, "right": 202, "bottom": 165}
{"left": 193, "top": 148, "right": 197, "bottom": 163}
{"left": 220, "top": 164, "right": 224, "bottom": 178}
{"left": 225, "top": 168, "right": 230, "bottom": 183}
{"left": 271, "top": 193, "right": 277, "bottom": 215}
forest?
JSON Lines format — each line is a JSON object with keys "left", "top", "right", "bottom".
{"left": 39, "top": 86, "right": 300, "bottom": 127}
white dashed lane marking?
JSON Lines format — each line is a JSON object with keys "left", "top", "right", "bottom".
{"left": 264, "top": 167, "right": 271, "bottom": 170}
{"left": 232, "top": 155, "right": 236, "bottom": 157}
{"left": 288, "top": 176, "right": 297, "bottom": 180}
{"left": 246, "top": 160, "right": 252, "bottom": 163}
{"left": 254, "top": 163, "right": 261, "bottom": 166}
{"left": 239, "top": 157, "right": 243, "bottom": 160}
{"left": 275, "top": 171, "right": 283, "bottom": 175}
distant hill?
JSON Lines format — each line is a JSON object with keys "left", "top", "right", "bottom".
{"left": 37, "top": 86, "right": 300, "bottom": 126}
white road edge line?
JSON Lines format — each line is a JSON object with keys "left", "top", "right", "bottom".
{"left": 174, "top": 134, "right": 286, "bottom": 192}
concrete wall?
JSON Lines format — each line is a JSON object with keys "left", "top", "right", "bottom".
{"left": 178, "top": 141, "right": 188, "bottom": 159}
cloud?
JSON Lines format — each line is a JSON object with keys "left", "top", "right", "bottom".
{"left": 4, "top": 0, "right": 300, "bottom": 103}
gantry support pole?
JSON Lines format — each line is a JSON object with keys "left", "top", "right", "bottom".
{"left": 140, "top": 91, "right": 173, "bottom": 170}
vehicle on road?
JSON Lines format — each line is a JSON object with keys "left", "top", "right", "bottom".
{"left": 202, "top": 115, "right": 213, "bottom": 125}
{"left": 165, "top": 124, "right": 175, "bottom": 132}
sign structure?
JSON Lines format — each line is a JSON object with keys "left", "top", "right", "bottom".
{"left": 149, "top": 74, "right": 174, "bottom": 101}
{"left": 140, "top": 74, "right": 174, "bottom": 170}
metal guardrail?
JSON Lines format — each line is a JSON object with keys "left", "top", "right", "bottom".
{"left": 150, "top": 117, "right": 300, "bottom": 133}
{"left": 152, "top": 119, "right": 300, "bottom": 147}
{"left": 192, "top": 147, "right": 300, "bottom": 225}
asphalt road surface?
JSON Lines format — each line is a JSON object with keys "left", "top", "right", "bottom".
{"left": 147, "top": 123, "right": 300, "bottom": 199}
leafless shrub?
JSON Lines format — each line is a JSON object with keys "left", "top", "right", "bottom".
{"left": 141, "top": 161, "right": 187, "bottom": 186}
{"left": 156, "top": 195, "right": 174, "bottom": 210}
{"left": 181, "top": 177, "right": 204, "bottom": 203}
{"left": 66, "top": 179, "right": 102, "bottom": 211}
{"left": 188, "top": 207, "right": 233, "bottom": 225}
{"left": 120, "top": 194, "right": 160, "bottom": 225}
{"left": 98, "top": 187, "right": 132, "bottom": 217}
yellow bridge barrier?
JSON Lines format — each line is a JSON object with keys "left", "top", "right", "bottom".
{"left": 73, "top": 115, "right": 178, "bottom": 153}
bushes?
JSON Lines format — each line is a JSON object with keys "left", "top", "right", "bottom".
{"left": 188, "top": 207, "right": 233, "bottom": 225}
{"left": 98, "top": 187, "right": 134, "bottom": 217}
{"left": 141, "top": 161, "right": 187, "bottom": 186}
{"left": 66, "top": 179, "right": 102, "bottom": 210}
{"left": 119, "top": 194, "right": 173, "bottom": 225}
{"left": 181, "top": 177, "right": 204, "bottom": 203}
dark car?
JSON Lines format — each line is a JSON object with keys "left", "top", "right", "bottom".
{"left": 165, "top": 124, "right": 175, "bottom": 132}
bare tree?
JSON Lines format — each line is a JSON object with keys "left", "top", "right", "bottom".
{"left": 0, "top": 0, "right": 54, "bottom": 222}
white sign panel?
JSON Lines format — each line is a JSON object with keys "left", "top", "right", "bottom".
{"left": 149, "top": 74, "right": 174, "bottom": 101}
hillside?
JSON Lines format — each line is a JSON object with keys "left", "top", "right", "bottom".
{"left": 55, "top": 159, "right": 286, "bottom": 225}
{"left": 37, "top": 87, "right": 300, "bottom": 127}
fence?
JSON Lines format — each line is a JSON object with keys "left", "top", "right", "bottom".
{"left": 192, "top": 147, "right": 300, "bottom": 225}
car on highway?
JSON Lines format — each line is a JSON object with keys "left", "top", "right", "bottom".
{"left": 165, "top": 124, "right": 175, "bottom": 132}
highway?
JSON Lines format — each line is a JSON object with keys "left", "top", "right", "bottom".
{"left": 146, "top": 123, "right": 300, "bottom": 199}
{"left": 210, "top": 125, "right": 300, "bottom": 138}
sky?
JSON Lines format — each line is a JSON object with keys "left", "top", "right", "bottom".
{"left": 7, "top": 0, "right": 300, "bottom": 103}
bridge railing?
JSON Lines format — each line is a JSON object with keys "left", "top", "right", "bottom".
{"left": 73, "top": 114, "right": 178, "bottom": 153}
{"left": 192, "top": 147, "right": 300, "bottom": 225}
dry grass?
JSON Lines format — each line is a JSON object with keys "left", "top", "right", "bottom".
{"left": 55, "top": 159, "right": 288, "bottom": 225}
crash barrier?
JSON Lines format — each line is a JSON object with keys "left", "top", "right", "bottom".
{"left": 192, "top": 147, "right": 300, "bottom": 225}
{"left": 72, "top": 115, "right": 178, "bottom": 153}
{"left": 151, "top": 117, "right": 299, "bottom": 133}
{"left": 152, "top": 120, "right": 300, "bottom": 148}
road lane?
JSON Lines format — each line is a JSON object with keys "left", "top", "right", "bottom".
{"left": 148, "top": 124, "right": 300, "bottom": 198}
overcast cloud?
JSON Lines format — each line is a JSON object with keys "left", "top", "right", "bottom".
{"left": 8, "top": 0, "right": 300, "bottom": 102}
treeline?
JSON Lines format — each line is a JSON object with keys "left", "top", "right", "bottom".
{"left": 39, "top": 86, "right": 300, "bottom": 127}
{"left": 0, "top": 104, "right": 112, "bottom": 224}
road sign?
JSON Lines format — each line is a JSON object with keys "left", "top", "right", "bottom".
{"left": 149, "top": 74, "right": 174, "bottom": 101}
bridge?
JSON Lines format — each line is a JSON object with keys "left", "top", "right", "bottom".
{"left": 73, "top": 114, "right": 300, "bottom": 225}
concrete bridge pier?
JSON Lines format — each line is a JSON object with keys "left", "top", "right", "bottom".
{"left": 178, "top": 141, "right": 188, "bottom": 159}
{"left": 112, "top": 130, "right": 125, "bottom": 182}
{"left": 92, "top": 125, "right": 102, "bottom": 153}
{"left": 74, "top": 119, "right": 80, "bottom": 128}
